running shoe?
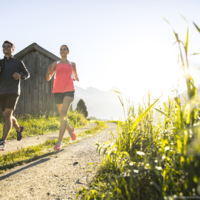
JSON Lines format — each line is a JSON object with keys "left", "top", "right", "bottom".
{"left": 0, "top": 140, "right": 6, "bottom": 151}
{"left": 54, "top": 143, "right": 62, "bottom": 151}
{"left": 70, "top": 127, "right": 76, "bottom": 140}
{"left": 16, "top": 126, "right": 24, "bottom": 141}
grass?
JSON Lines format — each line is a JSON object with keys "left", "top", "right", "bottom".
{"left": 0, "top": 121, "right": 107, "bottom": 174}
{"left": 76, "top": 21, "right": 200, "bottom": 199}
{"left": 0, "top": 110, "right": 87, "bottom": 140}
{"left": 107, "top": 120, "right": 121, "bottom": 124}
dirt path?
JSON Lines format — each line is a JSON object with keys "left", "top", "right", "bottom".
{"left": 0, "top": 123, "right": 117, "bottom": 200}
{"left": 0, "top": 123, "right": 97, "bottom": 155}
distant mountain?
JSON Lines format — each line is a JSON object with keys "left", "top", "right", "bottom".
{"left": 72, "top": 86, "right": 131, "bottom": 120}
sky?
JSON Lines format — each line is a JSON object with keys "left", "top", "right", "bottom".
{"left": 1, "top": 0, "right": 200, "bottom": 104}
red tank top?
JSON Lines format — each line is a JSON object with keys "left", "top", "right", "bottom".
{"left": 52, "top": 61, "right": 75, "bottom": 93}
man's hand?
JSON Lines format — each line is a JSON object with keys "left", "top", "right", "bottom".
{"left": 13, "top": 72, "right": 21, "bottom": 80}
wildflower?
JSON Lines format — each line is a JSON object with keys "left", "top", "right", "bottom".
{"left": 162, "top": 155, "right": 166, "bottom": 160}
{"left": 137, "top": 151, "right": 145, "bottom": 156}
{"left": 155, "top": 166, "right": 162, "bottom": 170}
{"left": 165, "top": 146, "right": 170, "bottom": 151}
{"left": 129, "top": 162, "right": 134, "bottom": 166}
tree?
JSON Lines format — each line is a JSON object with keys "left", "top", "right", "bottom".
{"left": 76, "top": 99, "right": 88, "bottom": 118}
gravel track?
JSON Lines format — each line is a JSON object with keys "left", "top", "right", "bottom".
{"left": 0, "top": 123, "right": 117, "bottom": 200}
{"left": 0, "top": 123, "right": 97, "bottom": 155}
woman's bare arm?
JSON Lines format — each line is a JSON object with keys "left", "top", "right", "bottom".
{"left": 46, "top": 61, "right": 57, "bottom": 81}
{"left": 72, "top": 62, "right": 79, "bottom": 82}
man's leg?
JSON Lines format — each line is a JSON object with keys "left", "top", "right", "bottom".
{"left": 3, "top": 113, "right": 20, "bottom": 132}
{"left": 2, "top": 108, "right": 13, "bottom": 141}
{"left": 11, "top": 116, "right": 20, "bottom": 132}
{"left": 58, "top": 96, "right": 73, "bottom": 142}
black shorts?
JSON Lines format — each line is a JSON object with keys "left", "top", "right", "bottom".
{"left": 54, "top": 91, "right": 75, "bottom": 104}
{"left": 0, "top": 94, "right": 19, "bottom": 112}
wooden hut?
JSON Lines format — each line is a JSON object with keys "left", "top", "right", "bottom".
{"left": 13, "top": 43, "right": 60, "bottom": 116}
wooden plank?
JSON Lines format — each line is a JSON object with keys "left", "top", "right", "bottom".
{"left": 31, "top": 51, "right": 36, "bottom": 115}
{"left": 47, "top": 64, "right": 51, "bottom": 116}
{"left": 26, "top": 52, "right": 32, "bottom": 114}
{"left": 45, "top": 59, "right": 49, "bottom": 115}
{"left": 20, "top": 55, "right": 25, "bottom": 115}
{"left": 45, "top": 58, "right": 55, "bottom": 116}
{"left": 28, "top": 51, "right": 34, "bottom": 115}
{"left": 34, "top": 51, "right": 39, "bottom": 116}
{"left": 20, "top": 74, "right": 25, "bottom": 115}
{"left": 23, "top": 53, "right": 29, "bottom": 115}
{"left": 41, "top": 54, "right": 46, "bottom": 115}
{"left": 44, "top": 57, "right": 50, "bottom": 114}
{"left": 38, "top": 53, "right": 43, "bottom": 116}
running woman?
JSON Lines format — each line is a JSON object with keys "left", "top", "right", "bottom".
{"left": 0, "top": 41, "right": 30, "bottom": 151}
{"left": 46, "top": 44, "right": 79, "bottom": 150}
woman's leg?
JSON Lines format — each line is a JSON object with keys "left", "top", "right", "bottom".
{"left": 58, "top": 96, "right": 73, "bottom": 141}
{"left": 56, "top": 104, "right": 63, "bottom": 115}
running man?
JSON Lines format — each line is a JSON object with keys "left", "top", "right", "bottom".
{"left": 0, "top": 41, "right": 30, "bottom": 151}
{"left": 46, "top": 44, "right": 79, "bottom": 150}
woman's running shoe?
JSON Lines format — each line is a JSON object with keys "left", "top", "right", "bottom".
{"left": 70, "top": 127, "right": 76, "bottom": 140}
{"left": 0, "top": 140, "right": 6, "bottom": 151}
{"left": 16, "top": 126, "right": 24, "bottom": 141}
{"left": 54, "top": 143, "right": 62, "bottom": 151}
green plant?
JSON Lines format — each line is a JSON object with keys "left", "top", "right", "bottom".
{"left": 76, "top": 20, "right": 200, "bottom": 200}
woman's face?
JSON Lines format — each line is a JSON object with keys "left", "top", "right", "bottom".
{"left": 60, "top": 45, "right": 69, "bottom": 57}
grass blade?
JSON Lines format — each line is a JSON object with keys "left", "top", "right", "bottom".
{"left": 154, "top": 108, "right": 168, "bottom": 117}
{"left": 131, "top": 97, "right": 160, "bottom": 131}
{"left": 180, "top": 14, "right": 188, "bottom": 23}
{"left": 193, "top": 22, "right": 200, "bottom": 33}
{"left": 112, "top": 90, "right": 121, "bottom": 94}
{"left": 185, "top": 27, "right": 189, "bottom": 55}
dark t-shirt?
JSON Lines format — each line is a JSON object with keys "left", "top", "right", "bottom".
{"left": 0, "top": 56, "right": 30, "bottom": 95}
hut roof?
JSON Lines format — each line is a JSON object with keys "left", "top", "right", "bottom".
{"left": 14, "top": 43, "right": 60, "bottom": 61}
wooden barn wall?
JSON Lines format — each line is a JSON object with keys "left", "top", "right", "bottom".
{"left": 14, "top": 50, "right": 58, "bottom": 116}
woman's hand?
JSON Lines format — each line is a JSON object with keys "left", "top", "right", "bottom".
{"left": 46, "top": 63, "right": 55, "bottom": 81}
{"left": 75, "top": 74, "right": 79, "bottom": 82}
{"left": 48, "top": 64, "right": 54, "bottom": 74}
{"left": 72, "top": 62, "right": 79, "bottom": 82}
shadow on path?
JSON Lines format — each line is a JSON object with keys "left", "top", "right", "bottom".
{"left": 0, "top": 149, "right": 64, "bottom": 181}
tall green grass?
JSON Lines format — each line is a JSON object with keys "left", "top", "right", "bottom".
{"left": 76, "top": 21, "right": 200, "bottom": 199}
{"left": 0, "top": 110, "right": 87, "bottom": 140}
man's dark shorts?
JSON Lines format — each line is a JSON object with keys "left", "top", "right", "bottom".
{"left": 0, "top": 94, "right": 19, "bottom": 112}
{"left": 54, "top": 91, "right": 75, "bottom": 104}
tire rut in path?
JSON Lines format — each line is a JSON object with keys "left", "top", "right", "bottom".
{"left": 0, "top": 123, "right": 97, "bottom": 155}
{"left": 0, "top": 123, "right": 117, "bottom": 200}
